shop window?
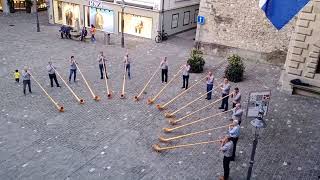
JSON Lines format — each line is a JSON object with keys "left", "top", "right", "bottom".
{"left": 316, "top": 57, "right": 320, "bottom": 73}
{"left": 53, "top": 1, "right": 80, "bottom": 27}
{"left": 183, "top": 11, "right": 190, "bottom": 26}
{"left": 118, "top": 13, "right": 152, "bottom": 38}
{"left": 85, "top": 7, "right": 114, "bottom": 32}
{"left": 171, "top": 13, "right": 179, "bottom": 29}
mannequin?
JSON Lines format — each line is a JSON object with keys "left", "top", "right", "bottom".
{"left": 65, "top": 8, "right": 73, "bottom": 25}
{"left": 95, "top": 9, "right": 104, "bottom": 29}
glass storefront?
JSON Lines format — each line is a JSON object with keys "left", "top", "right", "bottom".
{"left": 119, "top": 13, "right": 152, "bottom": 39}
{"left": 0, "top": 0, "right": 47, "bottom": 11}
{"left": 53, "top": 1, "right": 80, "bottom": 27}
{"left": 84, "top": 7, "right": 114, "bottom": 32}
{"left": 0, "top": 0, "right": 2, "bottom": 11}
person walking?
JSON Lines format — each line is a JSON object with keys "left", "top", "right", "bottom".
{"left": 205, "top": 72, "right": 214, "bottom": 100}
{"left": 14, "top": 69, "right": 20, "bottom": 83}
{"left": 22, "top": 67, "right": 32, "bottom": 95}
{"left": 219, "top": 78, "right": 231, "bottom": 111}
{"left": 47, "top": 62, "right": 60, "bottom": 87}
{"left": 182, "top": 62, "right": 190, "bottom": 89}
{"left": 228, "top": 120, "right": 240, "bottom": 161}
{"left": 98, "top": 51, "right": 108, "bottom": 79}
{"left": 80, "top": 26, "right": 87, "bottom": 41}
{"left": 231, "top": 103, "right": 244, "bottom": 125}
{"left": 69, "top": 56, "right": 77, "bottom": 83}
{"left": 231, "top": 87, "right": 241, "bottom": 108}
{"left": 219, "top": 136, "right": 234, "bottom": 180}
{"left": 160, "top": 57, "right": 168, "bottom": 83}
{"left": 124, "top": 53, "right": 131, "bottom": 79}
{"left": 90, "top": 24, "right": 96, "bottom": 42}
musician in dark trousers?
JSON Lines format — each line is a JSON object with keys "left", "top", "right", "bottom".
{"left": 181, "top": 62, "right": 190, "bottom": 89}
{"left": 98, "top": 51, "right": 108, "bottom": 79}
{"left": 69, "top": 56, "right": 77, "bottom": 83}
{"left": 205, "top": 72, "right": 214, "bottom": 100}
{"left": 219, "top": 78, "right": 231, "bottom": 111}
{"left": 219, "top": 136, "right": 233, "bottom": 180}
{"left": 160, "top": 57, "right": 168, "bottom": 83}
{"left": 231, "top": 87, "right": 241, "bottom": 108}
{"left": 228, "top": 120, "right": 240, "bottom": 161}
{"left": 124, "top": 53, "right": 131, "bottom": 79}
{"left": 22, "top": 68, "right": 32, "bottom": 95}
{"left": 47, "top": 62, "right": 60, "bottom": 87}
{"left": 231, "top": 103, "right": 244, "bottom": 125}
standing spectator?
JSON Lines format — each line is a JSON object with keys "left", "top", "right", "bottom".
{"left": 219, "top": 136, "right": 233, "bottom": 180}
{"left": 22, "top": 67, "right": 32, "bottom": 95}
{"left": 47, "top": 61, "right": 60, "bottom": 87}
{"left": 231, "top": 87, "right": 241, "bottom": 108}
{"left": 160, "top": 57, "right": 168, "bottom": 83}
{"left": 80, "top": 27, "right": 87, "bottom": 41}
{"left": 205, "top": 71, "right": 214, "bottom": 100}
{"left": 182, "top": 62, "right": 191, "bottom": 89}
{"left": 219, "top": 78, "right": 231, "bottom": 111}
{"left": 228, "top": 120, "right": 240, "bottom": 161}
{"left": 90, "top": 24, "right": 96, "bottom": 42}
{"left": 98, "top": 51, "right": 108, "bottom": 79}
{"left": 124, "top": 53, "right": 131, "bottom": 79}
{"left": 69, "top": 56, "right": 77, "bottom": 83}
{"left": 14, "top": 69, "right": 20, "bottom": 83}
{"left": 231, "top": 103, "right": 244, "bottom": 125}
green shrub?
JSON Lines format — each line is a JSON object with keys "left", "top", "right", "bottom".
{"left": 187, "top": 49, "right": 205, "bottom": 73}
{"left": 224, "top": 54, "right": 245, "bottom": 82}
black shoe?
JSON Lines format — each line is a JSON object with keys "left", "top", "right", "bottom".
{"left": 181, "top": 87, "right": 185, "bottom": 89}
{"left": 29, "top": 91, "right": 32, "bottom": 94}
{"left": 57, "top": 85, "right": 61, "bottom": 88}
{"left": 101, "top": 77, "right": 103, "bottom": 79}
{"left": 230, "top": 158, "right": 235, "bottom": 161}
{"left": 219, "top": 107, "right": 224, "bottom": 109}
{"left": 222, "top": 110, "right": 227, "bottom": 112}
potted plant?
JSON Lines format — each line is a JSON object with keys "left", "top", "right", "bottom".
{"left": 224, "top": 54, "right": 245, "bottom": 82}
{"left": 187, "top": 48, "right": 205, "bottom": 73}
{"left": 7, "top": 0, "right": 15, "bottom": 13}
{"left": 25, "top": 0, "right": 33, "bottom": 13}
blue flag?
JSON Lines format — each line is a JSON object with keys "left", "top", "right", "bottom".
{"left": 259, "top": 0, "right": 310, "bottom": 30}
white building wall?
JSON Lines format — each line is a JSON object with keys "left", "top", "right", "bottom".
{"left": 163, "top": 0, "right": 200, "bottom": 10}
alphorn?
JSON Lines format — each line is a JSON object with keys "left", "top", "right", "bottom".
{"left": 75, "top": 63, "right": 100, "bottom": 101}
{"left": 30, "top": 73, "right": 64, "bottom": 112}
{"left": 168, "top": 93, "right": 232, "bottom": 125}
{"left": 164, "top": 86, "right": 218, "bottom": 118}
{"left": 157, "top": 76, "right": 207, "bottom": 110}
{"left": 134, "top": 67, "right": 160, "bottom": 101}
{"left": 120, "top": 66, "right": 127, "bottom": 98}
{"left": 53, "top": 67, "right": 84, "bottom": 104}
{"left": 163, "top": 109, "right": 233, "bottom": 133}
{"left": 159, "top": 124, "right": 230, "bottom": 142}
{"left": 102, "top": 62, "right": 112, "bottom": 98}
{"left": 147, "top": 68, "right": 183, "bottom": 104}
{"left": 153, "top": 139, "right": 222, "bottom": 152}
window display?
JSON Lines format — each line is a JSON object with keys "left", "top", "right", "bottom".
{"left": 53, "top": 1, "right": 80, "bottom": 27}
{"left": 85, "top": 7, "right": 114, "bottom": 32}
{"left": 119, "top": 13, "right": 152, "bottom": 39}
{"left": 183, "top": 11, "right": 190, "bottom": 26}
{"left": 0, "top": 0, "right": 2, "bottom": 11}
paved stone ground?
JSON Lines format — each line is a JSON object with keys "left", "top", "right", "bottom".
{"left": 0, "top": 12, "right": 319, "bottom": 180}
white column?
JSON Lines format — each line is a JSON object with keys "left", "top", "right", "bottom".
{"left": 31, "top": 0, "right": 37, "bottom": 13}
{"left": 2, "top": 0, "right": 10, "bottom": 14}
{"left": 48, "top": 0, "right": 54, "bottom": 24}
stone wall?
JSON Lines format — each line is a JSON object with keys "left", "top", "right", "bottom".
{"left": 196, "top": 0, "right": 295, "bottom": 54}
{"left": 281, "top": 0, "right": 320, "bottom": 91}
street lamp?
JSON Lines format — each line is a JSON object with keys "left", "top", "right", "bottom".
{"left": 35, "top": 0, "right": 40, "bottom": 32}
{"left": 120, "top": 0, "right": 125, "bottom": 48}
{"left": 246, "top": 106, "right": 267, "bottom": 180}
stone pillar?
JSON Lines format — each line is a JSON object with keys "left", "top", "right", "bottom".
{"left": 1, "top": 0, "right": 10, "bottom": 14}
{"left": 48, "top": 0, "right": 54, "bottom": 24}
{"left": 31, "top": 0, "right": 37, "bottom": 13}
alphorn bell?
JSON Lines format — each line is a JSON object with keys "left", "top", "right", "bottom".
{"left": 102, "top": 62, "right": 112, "bottom": 98}
{"left": 169, "top": 93, "right": 232, "bottom": 125}
{"left": 159, "top": 124, "right": 230, "bottom": 143}
{"left": 134, "top": 67, "right": 160, "bottom": 101}
{"left": 163, "top": 109, "right": 233, "bottom": 133}
{"left": 30, "top": 73, "right": 64, "bottom": 112}
{"left": 153, "top": 139, "right": 222, "bottom": 152}
{"left": 120, "top": 66, "right": 127, "bottom": 99}
{"left": 164, "top": 86, "right": 218, "bottom": 118}
{"left": 53, "top": 67, "right": 84, "bottom": 104}
{"left": 157, "top": 76, "right": 207, "bottom": 110}
{"left": 147, "top": 68, "right": 183, "bottom": 104}
{"left": 75, "top": 63, "right": 100, "bottom": 101}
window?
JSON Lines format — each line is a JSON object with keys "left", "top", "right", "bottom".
{"left": 171, "top": 13, "right": 179, "bottom": 29}
{"left": 183, "top": 11, "right": 190, "bottom": 26}
{"left": 316, "top": 57, "right": 320, "bottom": 73}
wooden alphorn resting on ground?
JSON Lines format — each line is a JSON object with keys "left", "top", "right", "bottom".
{"left": 53, "top": 67, "right": 84, "bottom": 104}
{"left": 168, "top": 93, "right": 232, "bottom": 125}
{"left": 120, "top": 66, "right": 127, "bottom": 99}
{"left": 163, "top": 109, "right": 233, "bottom": 133}
{"left": 159, "top": 124, "right": 230, "bottom": 143}
{"left": 134, "top": 67, "right": 160, "bottom": 101}
{"left": 157, "top": 76, "right": 207, "bottom": 110}
{"left": 164, "top": 86, "right": 219, "bottom": 118}
{"left": 153, "top": 139, "right": 222, "bottom": 152}
{"left": 75, "top": 63, "right": 100, "bottom": 101}
{"left": 30, "top": 73, "right": 64, "bottom": 112}
{"left": 147, "top": 68, "right": 183, "bottom": 105}
{"left": 102, "top": 62, "right": 112, "bottom": 98}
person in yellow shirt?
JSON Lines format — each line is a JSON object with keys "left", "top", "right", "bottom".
{"left": 14, "top": 69, "right": 20, "bottom": 83}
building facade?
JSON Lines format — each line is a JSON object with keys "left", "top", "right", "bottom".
{"left": 46, "top": 0, "right": 199, "bottom": 39}
{"left": 280, "top": 0, "right": 320, "bottom": 91}
{"left": 0, "top": 0, "right": 47, "bottom": 13}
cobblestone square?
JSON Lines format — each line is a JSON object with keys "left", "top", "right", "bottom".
{"left": 0, "top": 13, "right": 319, "bottom": 180}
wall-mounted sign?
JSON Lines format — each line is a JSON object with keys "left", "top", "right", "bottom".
{"left": 89, "top": 0, "right": 110, "bottom": 9}
{"left": 197, "top": 15, "right": 205, "bottom": 25}
{"left": 246, "top": 90, "right": 271, "bottom": 118}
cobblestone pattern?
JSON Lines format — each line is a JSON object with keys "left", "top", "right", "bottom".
{"left": 0, "top": 12, "right": 319, "bottom": 180}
